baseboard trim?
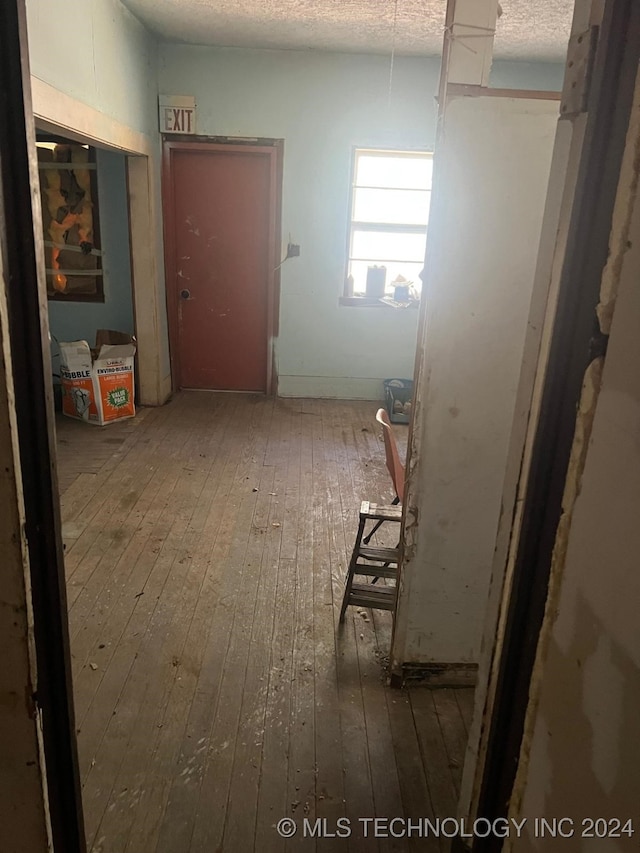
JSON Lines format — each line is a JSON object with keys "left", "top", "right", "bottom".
{"left": 277, "top": 374, "right": 387, "bottom": 400}
{"left": 391, "top": 662, "right": 479, "bottom": 688}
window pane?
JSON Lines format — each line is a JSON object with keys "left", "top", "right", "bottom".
{"left": 38, "top": 141, "right": 103, "bottom": 301}
{"left": 353, "top": 187, "right": 430, "bottom": 225}
{"left": 349, "top": 260, "right": 424, "bottom": 295}
{"left": 355, "top": 154, "right": 432, "bottom": 190}
{"left": 351, "top": 229, "right": 426, "bottom": 263}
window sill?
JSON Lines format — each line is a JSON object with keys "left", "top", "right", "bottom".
{"left": 339, "top": 296, "right": 420, "bottom": 309}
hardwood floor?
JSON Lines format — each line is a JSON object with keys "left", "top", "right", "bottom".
{"left": 56, "top": 393, "right": 473, "bottom": 853}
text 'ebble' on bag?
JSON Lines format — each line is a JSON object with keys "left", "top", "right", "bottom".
{"left": 59, "top": 339, "right": 136, "bottom": 426}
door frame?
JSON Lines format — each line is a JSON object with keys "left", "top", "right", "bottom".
{"left": 1, "top": 0, "right": 86, "bottom": 849}
{"left": 31, "top": 86, "right": 170, "bottom": 407}
{"left": 162, "top": 138, "right": 283, "bottom": 395}
{"left": 466, "top": 0, "right": 640, "bottom": 848}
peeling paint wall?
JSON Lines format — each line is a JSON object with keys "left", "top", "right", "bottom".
{"left": 507, "top": 69, "right": 640, "bottom": 853}
{"left": 0, "top": 240, "right": 51, "bottom": 850}
{"left": 393, "top": 94, "right": 558, "bottom": 666}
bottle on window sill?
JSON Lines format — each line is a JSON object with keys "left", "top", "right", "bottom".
{"left": 394, "top": 284, "right": 410, "bottom": 302}
{"left": 345, "top": 274, "right": 354, "bottom": 297}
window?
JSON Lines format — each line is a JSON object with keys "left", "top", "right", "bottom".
{"left": 345, "top": 148, "right": 432, "bottom": 302}
{"left": 37, "top": 138, "right": 104, "bottom": 302}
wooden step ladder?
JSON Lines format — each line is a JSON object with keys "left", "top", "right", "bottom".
{"left": 339, "top": 501, "right": 402, "bottom": 621}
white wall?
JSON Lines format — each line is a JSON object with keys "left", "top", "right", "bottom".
{"left": 158, "top": 46, "right": 564, "bottom": 400}
{"left": 393, "top": 94, "right": 558, "bottom": 668}
{"left": 159, "top": 46, "right": 436, "bottom": 399}
{"left": 25, "top": 0, "right": 157, "bottom": 137}
{"left": 510, "top": 119, "right": 640, "bottom": 850}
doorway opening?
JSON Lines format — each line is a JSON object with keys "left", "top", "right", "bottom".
{"left": 35, "top": 130, "right": 137, "bottom": 418}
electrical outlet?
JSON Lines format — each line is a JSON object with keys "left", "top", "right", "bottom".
{"left": 287, "top": 243, "right": 300, "bottom": 258}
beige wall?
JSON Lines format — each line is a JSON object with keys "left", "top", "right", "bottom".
{"left": 392, "top": 93, "right": 558, "bottom": 668}
{"left": 508, "top": 73, "right": 640, "bottom": 853}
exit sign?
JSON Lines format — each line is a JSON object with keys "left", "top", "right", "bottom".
{"left": 159, "top": 95, "right": 196, "bottom": 135}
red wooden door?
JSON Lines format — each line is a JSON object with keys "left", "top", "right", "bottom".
{"left": 166, "top": 145, "right": 276, "bottom": 391}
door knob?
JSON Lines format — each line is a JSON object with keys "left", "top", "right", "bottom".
{"left": 180, "top": 288, "right": 191, "bottom": 300}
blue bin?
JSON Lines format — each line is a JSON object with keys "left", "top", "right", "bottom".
{"left": 384, "top": 378, "right": 414, "bottom": 424}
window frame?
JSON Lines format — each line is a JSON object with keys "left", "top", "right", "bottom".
{"left": 37, "top": 135, "right": 104, "bottom": 304}
{"left": 342, "top": 147, "right": 432, "bottom": 305}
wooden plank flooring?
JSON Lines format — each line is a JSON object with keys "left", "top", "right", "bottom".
{"left": 55, "top": 393, "right": 474, "bottom": 853}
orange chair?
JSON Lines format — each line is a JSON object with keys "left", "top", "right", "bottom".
{"left": 339, "top": 409, "right": 406, "bottom": 619}
{"left": 362, "top": 408, "right": 406, "bottom": 546}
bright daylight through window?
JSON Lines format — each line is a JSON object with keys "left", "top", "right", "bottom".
{"left": 346, "top": 149, "right": 432, "bottom": 302}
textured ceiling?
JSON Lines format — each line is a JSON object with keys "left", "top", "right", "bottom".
{"left": 122, "top": 0, "right": 573, "bottom": 62}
